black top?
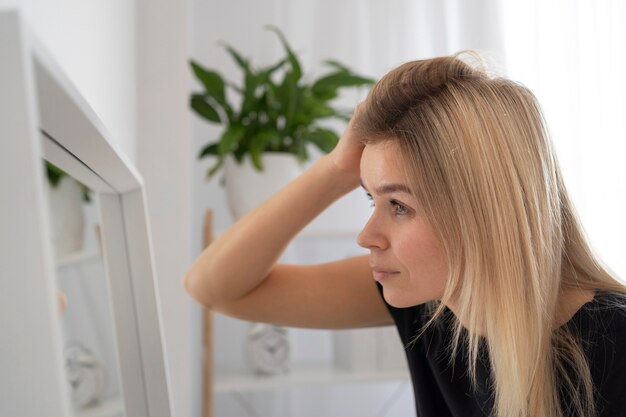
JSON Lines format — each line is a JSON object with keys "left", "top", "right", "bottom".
{"left": 375, "top": 283, "right": 626, "bottom": 417}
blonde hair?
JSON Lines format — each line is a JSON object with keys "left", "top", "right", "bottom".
{"left": 356, "top": 51, "right": 626, "bottom": 417}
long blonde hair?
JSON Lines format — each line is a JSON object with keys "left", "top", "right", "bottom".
{"left": 356, "top": 51, "right": 626, "bottom": 417}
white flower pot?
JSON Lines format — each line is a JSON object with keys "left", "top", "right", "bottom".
{"left": 45, "top": 176, "right": 85, "bottom": 258}
{"left": 224, "top": 153, "right": 304, "bottom": 220}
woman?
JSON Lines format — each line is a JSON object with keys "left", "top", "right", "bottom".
{"left": 184, "top": 51, "right": 626, "bottom": 417}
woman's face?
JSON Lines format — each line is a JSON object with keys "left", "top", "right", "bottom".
{"left": 357, "top": 141, "right": 449, "bottom": 308}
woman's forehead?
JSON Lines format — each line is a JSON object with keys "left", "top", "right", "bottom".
{"left": 361, "top": 142, "right": 409, "bottom": 187}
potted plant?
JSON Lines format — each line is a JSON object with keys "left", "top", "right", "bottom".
{"left": 45, "top": 161, "right": 92, "bottom": 257}
{"left": 189, "top": 25, "right": 374, "bottom": 219}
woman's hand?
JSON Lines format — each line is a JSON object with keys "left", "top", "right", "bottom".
{"left": 327, "top": 102, "right": 366, "bottom": 185}
{"left": 57, "top": 289, "right": 67, "bottom": 316}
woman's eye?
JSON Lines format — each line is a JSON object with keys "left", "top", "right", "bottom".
{"left": 392, "top": 201, "right": 409, "bottom": 215}
{"left": 365, "top": 193, "right": 375, "bottom": 207}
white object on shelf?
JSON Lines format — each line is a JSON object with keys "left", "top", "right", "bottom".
{"left": 45, "top": 176, "right": 86, "bottom": 258}
{"left": 75, "top": 396, "right": 124, "bottom": 417}
{"left": 224, "top": 153, "right": 303, "bottom": 220}
{"left": 214, "top": 363, "right": 409, "bottom": 393}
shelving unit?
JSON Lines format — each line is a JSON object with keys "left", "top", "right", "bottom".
{"left": 206, "top": 225, "right": 411, "bottom": 417}
{"left": 56, "top": 249, "right": 125, "bottom": 417}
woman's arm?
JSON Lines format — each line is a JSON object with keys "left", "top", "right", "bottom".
{"left": 183, "top": 153, "right": 357, "bottom": 308}
{"left": 183, "top": 105, "right": 393, "bottom": 328}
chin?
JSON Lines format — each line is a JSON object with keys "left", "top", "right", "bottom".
{"left": 384, "top": 288, "right": 437, "bottom": 308}
{"left": 383, "top": 292, "right": 419, "bottom": 308}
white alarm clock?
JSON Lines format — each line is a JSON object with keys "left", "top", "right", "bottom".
{"left": 244, "top": 323, "right": 290, "bottom": 376}
{"left": 64, "top": 342, "right": 106, "bottom": 409}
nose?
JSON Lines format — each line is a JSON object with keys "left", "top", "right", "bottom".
{"left": 357, "top": 214, "right": 388, "bottom": 250}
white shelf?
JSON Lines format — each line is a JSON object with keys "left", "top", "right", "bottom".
{"left": 56, "top": 248, "right": 101, "bottom": 268}
{"left": 215, "top": 364, "right": 410, "bottom": 393}
{"left": 74, "top": 396, "right": 124, "bottom": 417}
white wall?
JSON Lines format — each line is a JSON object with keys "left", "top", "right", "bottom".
{"left": 0, "top": 0, "right": 136, "bottom": 161}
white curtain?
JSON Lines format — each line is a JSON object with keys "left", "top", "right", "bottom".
{"left": 501, "top": 1, "right": 626, "bottom": 280}
{"left": 272, "top": 0, "right": 507, "bottom": 79}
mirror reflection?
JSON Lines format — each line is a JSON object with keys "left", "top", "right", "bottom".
{"left": 44, "top": 160, "right": 126, "bottom": 417}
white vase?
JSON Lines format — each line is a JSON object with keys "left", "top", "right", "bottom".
{"left": 224, "top": 152, "right": 304, "bottom": 220}
{"left": 45, "top": 176, "right": 85, "bottom": 258}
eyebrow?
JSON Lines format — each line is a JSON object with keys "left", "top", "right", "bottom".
{"left": 360, "top": 180, "right": 412, "bottom": 195}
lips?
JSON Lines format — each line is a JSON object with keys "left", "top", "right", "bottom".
{"left": 370, "top": 265, "right": 400, "bottom": 282}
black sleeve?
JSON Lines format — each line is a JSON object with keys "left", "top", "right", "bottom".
{"left": 594, "top": 319, "right": 626, "bottom": 417}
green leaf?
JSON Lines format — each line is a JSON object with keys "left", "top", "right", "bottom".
{"left": 249, "top": 136, "right": 266, "bottom": 171}
{"left": 226, "top": 80, "right": 244, "bottom": 94}
{"left": 292, "top": 135, "right": 308, "bottom": 161}
{"left": 217, "top": 124, "right": 245, "bottom": 156}
{"left": 44, "top": 160, "right": 92, "bottom": 200}
{"left": 233, "top": 146, "right": 246, "bottom": 162}
{"left": 265, "top": 25, "right": 302, "bottom": 82}
{"left": 198, "top": 142, "right": 219, "bottom": 159}
{"left": 191, "top": 94, "right": 221, "bottom": 123}
{"left": 241, "top": 71, "right": 260, "bottom": 115}
{"left": 312, "top": 72, "right": 375, "bottom": 98}
{"left": 279, "top": 71, "right": 300, "bottom": 133}
{"left": 219, "top": 42, "right": 251, "bottom": 73}
{"left": 206, "top": 157, "right": 225, "bottom": 179}
{"left": 45, "top": 161, "right": 64, "bottom": 187}
{"left": 302, "top": 95, "right": 335, "bottom": 119}
{"left": 258, "top": 58, "right": 289, "bottom": 84}
{"left": 190, "top": 60, "right": 227, "bottom": 105}
{"left": 302, "top": 127, "right": 339, "bottom": 153}
{"left": 259, "top": 129, "right": 282, "bottom": 151}
{"left": 80, "top": 184, "right": 91, "bottom": 203}
{"left": 323, "top": 59, "right": 351, "bottom": 72}
{"left": 252, "top": 130, "right": 280, "bottom": 154}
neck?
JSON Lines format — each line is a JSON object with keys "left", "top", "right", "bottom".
{"left": 553, "top": 287, "right": 595, "bottom": 328}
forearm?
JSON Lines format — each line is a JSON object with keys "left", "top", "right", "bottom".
{"left": 183, "top": 154, "right": 359, "bottom": 307}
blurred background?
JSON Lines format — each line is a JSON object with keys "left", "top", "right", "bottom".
{"left": 3, "top": 1, "right": 624, "bottom": 416}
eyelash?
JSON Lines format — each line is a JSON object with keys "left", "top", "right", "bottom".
{"left": 365, "top": 193, "right": 410, "bottom": 216}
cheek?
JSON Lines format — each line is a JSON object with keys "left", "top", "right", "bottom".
{"left": 397, "top": 227, "right": 448, "bottom": 290}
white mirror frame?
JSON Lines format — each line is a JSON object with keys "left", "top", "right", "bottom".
{"left": 0, "top": 11, "right": 173, "bottom": 417}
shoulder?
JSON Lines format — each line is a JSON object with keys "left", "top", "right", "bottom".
{"left": 582, "top": 291, "right": 626, "bottom": 333}
{"left": 572, "top": 291, "right": 626, "bottom": 351}
{"left": 574, "top": 291, "right": 626, "bottom": 415}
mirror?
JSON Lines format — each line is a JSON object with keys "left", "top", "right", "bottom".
{"left": 44, "top": 161, "right": 126, "bottom": 417}
{"left": 1, "top": 11, "right": 171, "bottom": 416}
